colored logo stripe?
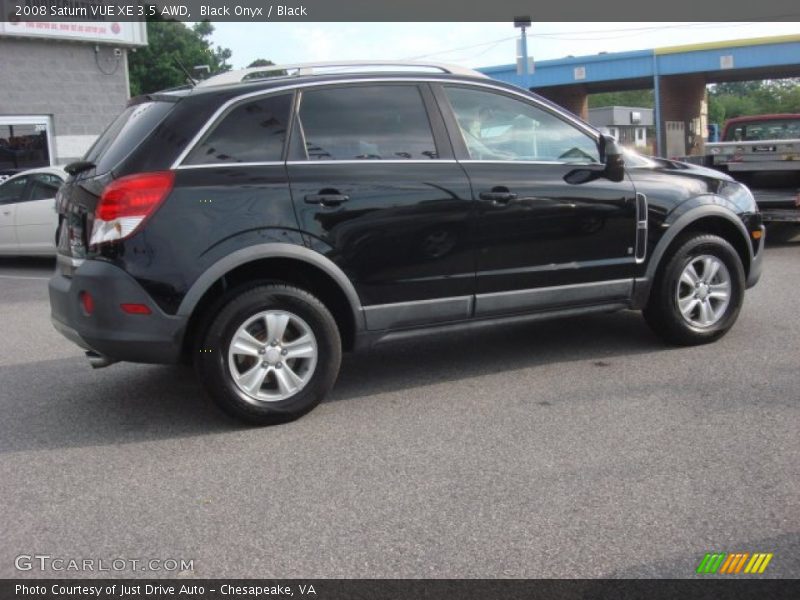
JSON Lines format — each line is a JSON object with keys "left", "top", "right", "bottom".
{"left": 697, "top": 553, "right": 726, "bottom": 574}
{"left": 697, "top": 552, "right": 773, "bottom": 574}
{"left": 719, "top": 553, "right": 749, "bottom": 574}
{"left": 744, "top": 553, "right": 773, "bottom": 574}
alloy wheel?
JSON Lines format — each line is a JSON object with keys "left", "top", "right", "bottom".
{"left": 675, "top": 254, "right": 732, "bottom": 329}
{"left": 227, "top": 310, "right": 318, "bottom": 403}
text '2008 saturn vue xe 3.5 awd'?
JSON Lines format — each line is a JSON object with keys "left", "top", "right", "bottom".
{"left": 49, "top": 61, "right": 764, "bottom": 424}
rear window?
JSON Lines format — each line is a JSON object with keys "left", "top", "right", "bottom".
{"left": 84, "top": 101, "right": 174, "bottom": 174}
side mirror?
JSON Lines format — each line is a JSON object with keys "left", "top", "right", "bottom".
{"left": 599, "top": 135, "right": 625, "bottom": 182}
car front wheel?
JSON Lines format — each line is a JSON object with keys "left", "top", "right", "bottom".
{"left": 643, "top": 233, "right": 745, "bottom": 346}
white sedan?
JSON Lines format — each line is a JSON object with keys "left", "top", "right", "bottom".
{"left": 0, "top": 166, "right": 67, "bottom": 256}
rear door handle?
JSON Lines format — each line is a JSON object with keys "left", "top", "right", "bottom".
{"left": 479, "top": 191, "right": 518, "bottom": 204}
{"left": 304, "top": 193, "right": 349, "bottom": 207}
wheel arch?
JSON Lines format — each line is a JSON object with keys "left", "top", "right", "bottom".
{"left": 178, "top": 244, "right": 365, "bottom": 358}
{"left": 633, "top": 203, "right": 753, "bottom": 309}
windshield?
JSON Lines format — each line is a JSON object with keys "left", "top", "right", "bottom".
{"left": 723, "top": 118, "right": 800, "bottom": 142}
{"left": 621, "top": 148, "right": 655, "bottom": 168}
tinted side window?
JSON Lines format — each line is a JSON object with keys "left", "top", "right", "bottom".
{"left": 0, "top": 176, "right": 27, "bottom": 204}
{"left": 28, "top": 174, "right": 63, "bottom": 201}
{"left": 298, "top": 85, "right": 437, "bottom": 160}
{"left": 444, "top": 86, "right": 599, "bottom": 163}
{"left": 184, "top": 94, "right": 292, "bottom": 165}
{"left": 84, "top": 101, "right": 174, "bottom": 174}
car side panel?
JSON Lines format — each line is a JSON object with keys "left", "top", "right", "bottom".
{"left": 15, "top": 197, "right": 57, "bottom": 254}
{"left": 0, "top": 175, "right": 28, "bottom": 253}
{"left": 626, "top": 165, "right": 758, "bottom": 275}
{"left": 95, "top": 165, "right": 301, "bottom": 315}
{"left": 288, "top": 162, "right": 475, "bottom": 307}
{"left": 626, "top": 165, "right": 762, "bottom": 307}
{"left": 462, "top": 162, "right": 638, "bottom": 293}
{"left": 0, "top": 202, "right": 17, "bottom": 252}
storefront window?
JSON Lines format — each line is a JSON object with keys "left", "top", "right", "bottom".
{"left": 0, "top": 119, "right": 52, "bottom": 174}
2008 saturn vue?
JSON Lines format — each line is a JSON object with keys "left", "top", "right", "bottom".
{"left": 49, "top": 62, "right": 764, "bottom": 424}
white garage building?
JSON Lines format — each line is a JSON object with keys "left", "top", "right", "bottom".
{"left": 0, "top": 19, "right": 147, "bottom": 172}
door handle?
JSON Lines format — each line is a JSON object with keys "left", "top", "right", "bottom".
{"left": 304, "top": 192, "right": 349, "bottom": 207}
{"left": 479, "top": 190, "right": 518, "bottom": 204}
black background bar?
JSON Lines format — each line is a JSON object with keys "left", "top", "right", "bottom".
{"left": 2, "top": 0, "right": 800, "bottom": 22}
{"left": 3, "top": 579, "right": 800, "bottom": 600}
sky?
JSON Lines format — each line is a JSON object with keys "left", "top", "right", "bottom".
{"left": 208, "top": 22, "right": 800, "bottom": 71}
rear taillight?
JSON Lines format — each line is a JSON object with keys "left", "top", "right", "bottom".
{"left": 79, "top": 291, "right": 95, "bottom": 315}
{"left": 90, "top": 171, "right": 174, "bottom": 246}
{"left": 120, "top": 303, "right": 152, "bottom": 315}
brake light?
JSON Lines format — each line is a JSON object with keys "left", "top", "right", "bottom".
{"left": 90, "top": 171, "right": 174, "bottom": 246}
{"left": 120, "top": 303, "right": 152, "bottom": 315}
{"left": 79, "top": 291, "right": 95, "bottom": 315}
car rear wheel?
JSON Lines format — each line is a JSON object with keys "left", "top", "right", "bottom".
{"left": 643, "top": 233, "right": 745, "bottom": 346}
{"left": 197, "top": 284, "right": 341, "bottom": 424}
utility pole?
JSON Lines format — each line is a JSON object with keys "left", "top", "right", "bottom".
{"left": 514, "top": 17, "right": 532, "bottom": 77}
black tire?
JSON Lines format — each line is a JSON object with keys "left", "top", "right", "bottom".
{"left": 196, "top": 284, "right": 341, "bottom": 425}
{"left": 643, "top": 233, "right": 745, "bottom": 346}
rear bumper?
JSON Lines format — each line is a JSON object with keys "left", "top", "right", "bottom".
{"left": 49, "top": 259, "right": 186, "bottom": 364}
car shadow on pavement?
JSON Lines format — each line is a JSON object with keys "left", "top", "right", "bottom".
{"left": 0, "top": 256, "right": 56, "bottom": 271}
{"left": 0, "top": 360, "right": 240, "bottom": 455}
{"left": 0, "top": 309, "right": 666, "bottom": 454}
{"left": 330, "top": 309, "right": 662, "bottom": 403}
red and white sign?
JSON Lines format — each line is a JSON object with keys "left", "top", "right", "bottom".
{"left": 0, "top": 19, "right": 146, "bottom": 46}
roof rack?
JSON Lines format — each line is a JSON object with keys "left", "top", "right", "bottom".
{"left": 195, "top": 61, "right": 488, "bottom": 88}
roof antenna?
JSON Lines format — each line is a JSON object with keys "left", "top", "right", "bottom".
{"left": 174, "top": 57, "right": 197, "bottom": 86}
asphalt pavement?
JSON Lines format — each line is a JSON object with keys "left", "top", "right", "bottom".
{"left": 1, "top": 227, "right": 798, "bottom": 578}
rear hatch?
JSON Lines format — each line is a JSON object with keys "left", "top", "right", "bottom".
{"left": 56, "top": 99, "right": 176, "bottom": 274}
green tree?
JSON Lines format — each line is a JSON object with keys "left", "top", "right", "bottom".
{"left": 194, "top": 20, "right": 232, "bottom": 72}
{"left": 128, "top": 18, "right": 232, "bottom": 96}
{"left": 707, "top": 97, "right": 727, "bottom": 126}
{"left": 707, "top": 79, "right": 800, "bottom": 124}
{"left": 247, "top": 59, "right": 277, "bottom": 68}
{"left": 589, "top": 89, "right": 654, "bottom": 109}
{"left": 587, "top": 80, "right": 800, "bottom": 126}
{"left": 245, "top": 59, "right": 288, "bottom": 78}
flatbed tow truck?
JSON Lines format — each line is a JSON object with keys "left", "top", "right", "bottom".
{"left": 704, "top": 113, "right": 800, "bottom": 224}
{"left": 751, "top": 188, "right": 800, "bottom": 223}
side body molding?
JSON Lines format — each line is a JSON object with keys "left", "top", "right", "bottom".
{"left": 632, "top": 202, "right": 753, "bottom": 309}
{"left": 176, "top": 243, "right": 366, "bottom": 329}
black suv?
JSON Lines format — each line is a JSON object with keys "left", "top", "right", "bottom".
{"left": 49, "top": 62, "right": 764, "bottom": 424}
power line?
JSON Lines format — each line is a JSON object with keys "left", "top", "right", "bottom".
{"left": 401, "top": 35, "right": 517, "bottom": 61}
{"left": 423, "top": 38, "right": 514, "bottom": 63}
{"left": 400, "top": 21, "right": 800, "bottom": 64}
{"left": 530, "top": 22, "right": 770, "bottom": 41}
{"left": 532, "top": 22, "right": 733, "bottom": 37}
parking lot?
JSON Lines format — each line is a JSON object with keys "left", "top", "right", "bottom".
{"left": 1, "top": 227, "right": 798, "bottom": 579}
